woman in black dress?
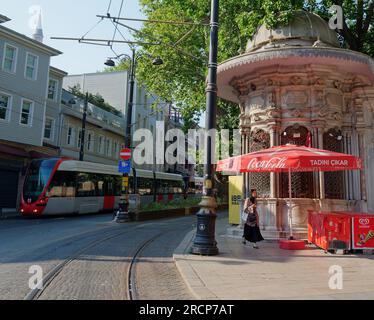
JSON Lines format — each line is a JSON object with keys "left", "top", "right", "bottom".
{"left": 242, "top": 196, "right": 264, "bottom": 248}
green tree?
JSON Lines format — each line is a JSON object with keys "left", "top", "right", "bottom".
{"left": 121, "top": 0, "right": 374, "bottom": 129}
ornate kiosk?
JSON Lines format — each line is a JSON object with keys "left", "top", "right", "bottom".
{"left": 217, "top": 11, "right": 374, "bottom": 238}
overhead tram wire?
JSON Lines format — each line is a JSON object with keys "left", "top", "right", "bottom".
{"left": 110, "top": 0, "right": 125, "bottom": 53}
{"left": 106, "top": 0, "right": 112, "bottom": 15}
{"left": 97, "top": 15, "right": 210, "bottom": 27}
{"left": 107, "top": 19, "right": 205, "bottom": 64}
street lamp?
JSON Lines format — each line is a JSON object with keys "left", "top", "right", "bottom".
{"left": 191, "top": 0, "right": 219, "bottom": 255}
{"left": 106, "top": 49, "right": 163, "bottom": 223}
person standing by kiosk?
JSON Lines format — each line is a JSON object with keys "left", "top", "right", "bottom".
{"left": 242, "top": 189, "right": 264, "bottom": 248}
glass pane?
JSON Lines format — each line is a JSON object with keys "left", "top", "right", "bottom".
{"left": 26, "top": 67, "right": 34, "bottom": 79}
{"left": 3, "top": 59, "right": 13, "bottom": 72}
{"left": 27, "top": 54, "right": 36, "bottom": 66}
{"left": 44, "top": 128, "right": 51, "bottom": 139}
{"left": 0, "top": 95, "right": 8, "bottom": 108}
{"left": 0, "top": 107, "right": 6, "bottom": 120}
{"left": 48, "top": 80, "right": 56, "bottom": 99}
{"left": 21, "top": 113, "right": 29, "bottom": 124}
{"left": 47, "top": 171, "right": 77, "bottom": 198}
{"left": 22, "top": 102, "right": 31, "bottom": 112}
{"left": 23, "top": 159, "right": 59, "bottom": 202}
{"left": 5, "top": 47, "right": 15, "bottom": 59}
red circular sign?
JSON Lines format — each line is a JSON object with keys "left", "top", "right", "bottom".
{"left": 120, "top": 148, "right": 131, "bottom": 160}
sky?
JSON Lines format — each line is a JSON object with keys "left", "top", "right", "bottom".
{"left": 2, "top": 0, "right": 207, "bottom": 127}
{"left": 1, "top": 0, "right": 145, "bottom": 75}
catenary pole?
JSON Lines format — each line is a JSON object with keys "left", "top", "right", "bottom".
{"left": 191, "top": 0, "right": 219, "bottom": 255}
{"left": 115, "top": 48, "right": 136, "bottom": 222}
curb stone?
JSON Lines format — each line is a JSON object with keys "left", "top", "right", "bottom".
{"left": 173, "top": 230, "right": 219, "bottom": 300}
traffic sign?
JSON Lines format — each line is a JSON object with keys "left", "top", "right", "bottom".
{"left": 118, "top": 160, "right": 131, "bottom": 174}
{"left": 120, "top": 148, "right": 131, "bottom": 160}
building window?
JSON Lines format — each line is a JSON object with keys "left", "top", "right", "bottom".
{"left": 113, "top": 141, "right": 118, "bottom": 157}
{"left": 44, "top": 118, "right": 55, "bottom": 140}
{"left": 20, "top": 99, "right": 33, "bottom": 126}
{"left": 106, "top": 138, "right": 112, "bottom": 157}
{"left": 98, "top": 135, "right": 105, "bottom": 154}
{"left": 25, "top": 53, "right": 38, "bottom": 80}
{"left": 280, "top": 125, "right": 314, "bottom": 198}
{"left": 2, "top": 44, "right": 17, "bottom": 73}
{"left": 324, "top": 129, "right": 345, "bottom": 199}
{"left": 87, "top": 132, "right": 94, "bottom": 152}
{"left": 77, "top": 129, "right": 82, "bottom": 148}
{"left": 48, "top": 79, "right": 58, "bottom": 101}
{"left": 67, "top": 126, "right": 76, "bottom": 146}
{"left": 0, "top": 93, "right": 11, "bottom": 121}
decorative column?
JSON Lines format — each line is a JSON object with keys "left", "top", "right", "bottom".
{"left": 266, "top": 125, "right": 279, "bottom": 233}
{"left": 351, "top": 130, "right": 361, "bottom": 201}
{"left": 311, "top": 126, "right": 320, "bottom": 199}
{"left": 357, "top": 130, "right": 367, "bottom": 202}
{"left": 317, "top": 127, "right": 325, "bottom": 199}
{"left": 342, "top": 129, "right": 351, "bottom": 200}
{"left": 269, "top": 126, "right": 278, "bottom": 198}
{"left": 244, "top": 128, "right": 251, "bottom": 198}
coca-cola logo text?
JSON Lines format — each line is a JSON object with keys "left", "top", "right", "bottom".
{"left": 247, "top": 157, "right": 287, "bottom": 170}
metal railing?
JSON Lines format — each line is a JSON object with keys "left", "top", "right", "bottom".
{"left": 63, "top": 97, "right": 125, "bottom": 131}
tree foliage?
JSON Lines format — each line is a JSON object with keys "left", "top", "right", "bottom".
{"left": 126, "top": 0, "right": 374, "bottom": 129}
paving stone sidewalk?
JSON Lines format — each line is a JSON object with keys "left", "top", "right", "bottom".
{"left": 173, "top": 217, "right": 374, "bottom": 300}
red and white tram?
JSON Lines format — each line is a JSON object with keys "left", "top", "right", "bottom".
{"left": 20, "top": 158, "right": 202, "bottom": 216}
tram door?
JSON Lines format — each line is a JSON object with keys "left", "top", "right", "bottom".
{"left": 0, "top": 169, "right": 19, "bottom": 209}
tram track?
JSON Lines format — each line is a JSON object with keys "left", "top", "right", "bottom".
{"left": 24, "top": 225, "right": 138, "bottom": 300}
{"left": 127, "top": 232, "right": 163, "bottom": 300}
{"left": 24, "top": 220, "right": 184, "bottom": 300}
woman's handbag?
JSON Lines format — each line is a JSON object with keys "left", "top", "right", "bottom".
{"left": 246, "top": 208, "right": 257, "bottom": 227}
{"left": 241, "top": 210, "right": 248, "bottom": 223}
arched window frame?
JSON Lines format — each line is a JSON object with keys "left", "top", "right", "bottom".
{"left": 248, "top": 129, "right": 271, "bottom": 198}
{"left": 323, "top": 128, "right": 345, "bottom": 200}
{"left": 280, "top": 125, "right": 315, "bottom": 198}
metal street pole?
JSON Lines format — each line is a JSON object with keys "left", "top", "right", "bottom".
{"left": 191, "top": 0, "right": 219, "bottom": 255}
{"left": 79, "top": 92, "right": 88, "bottom": 161}
{"left": 115, "top": 48, "right": 136, "bottom": 223}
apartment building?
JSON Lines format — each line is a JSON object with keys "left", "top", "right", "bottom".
{"left": 59, "top": 89, "right": 125, "bottom": 165}
{"left": 63, "top": 71, "right": 190, "bottom": 174}
{"left": 0, "top": 16, "right": 62, "bottom": 210}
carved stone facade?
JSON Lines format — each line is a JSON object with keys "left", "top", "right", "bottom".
{"left": 217, "top": 11, "right": 374, "bottom": 238}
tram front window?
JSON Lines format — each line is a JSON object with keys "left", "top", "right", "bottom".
{"left": 23, "top": 159, "right": 58, "bottom": 202}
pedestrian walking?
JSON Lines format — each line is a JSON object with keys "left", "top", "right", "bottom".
{"left": 242, "top": 196, "right": 264, "bottom": 248}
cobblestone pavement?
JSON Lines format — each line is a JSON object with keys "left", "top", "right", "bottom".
{"left": 134, "top": 223, "right": 195, "bottom": 300}
{"left": 0, "top": 213, "right": 195, "bottom": 300}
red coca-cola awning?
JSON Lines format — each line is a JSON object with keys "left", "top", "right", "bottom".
{"left": 217, "top": 144, "right": 362, "bottom": 240}
{"left": 216, "top": 144, "right": 362, "bottom": 173}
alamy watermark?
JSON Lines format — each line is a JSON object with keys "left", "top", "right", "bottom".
{"left": 28, "top": 265, "right": 43, "bottom": 290}
{"left": 131, "top": 124, "right": 241, "bottom": 166}
{"left": 329, "top": 5, "right": 344, "bottom": 31}
{"left": 328, "top": 265, "right": 343, "bottom": 290}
